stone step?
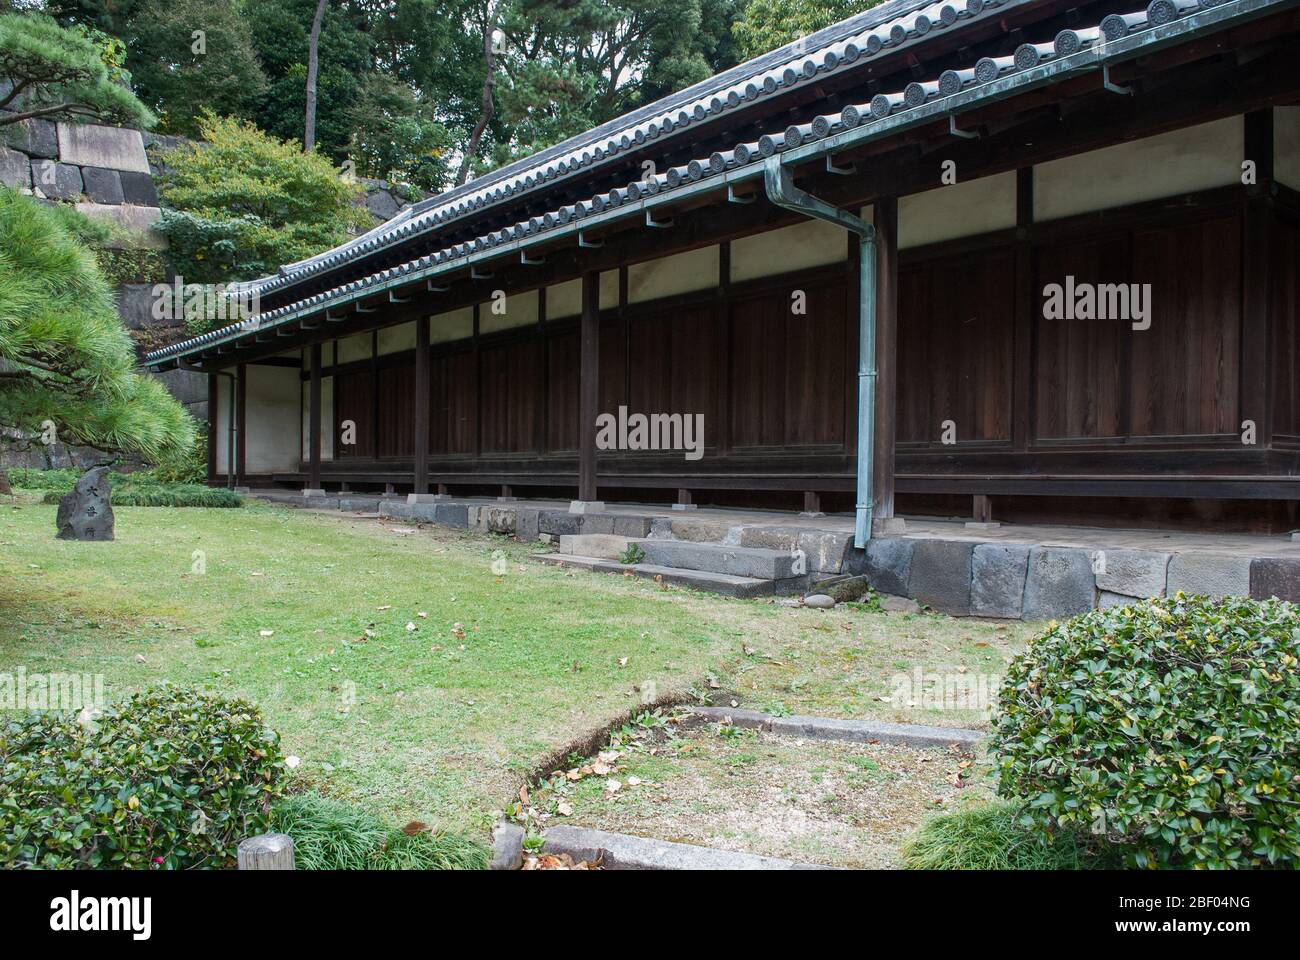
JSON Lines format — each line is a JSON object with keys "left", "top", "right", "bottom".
{"left": 535, "top": 554, "right": 800, "bottom": 598}
{"left": 637, "top": 539, "right": 799, "bottom": 579}
{"left": 558, "top": 533, "right": 634, "bottom": 560}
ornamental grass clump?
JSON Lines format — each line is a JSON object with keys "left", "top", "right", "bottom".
{"left": 992, "top": 594, "right": 1300, "bottom": 869}
{"left": 0, "top": 685, "right": 284, "bottom": 869}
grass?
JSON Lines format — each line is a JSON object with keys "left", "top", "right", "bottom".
{"left": 901, "top": 800, "right": 1125, "bottom": 870}
{"left": 0, "top": 493, "right": 1036, "bottom": 845}
{"left": 12, "top": 468, "right": 242, "bottom": 508}
{"left": 524, "top": 710, "right": 982, "bottom": 868}
{"left": 271, "top": 792, "right": 487, "bottom": 870}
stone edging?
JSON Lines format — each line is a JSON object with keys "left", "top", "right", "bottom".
{"left": 688, "top": 706, "right": 981, "bottom": 750}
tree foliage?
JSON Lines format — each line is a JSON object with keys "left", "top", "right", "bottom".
{"left": 732, "top": 0, "right": 881, "bottom": 61}
{"left": 155, "top": 112, "right": 368, "bottom": 284}
{"left": 123, "top": 0, "right": 267, "bottom": 137}
{"left": 0, "top": 186, "right": 192, "bottom": 465}
{"left": 0, "top": 11, "right": 152, "bottom": 128}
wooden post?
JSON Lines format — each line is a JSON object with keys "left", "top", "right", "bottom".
{"left": 235, "top": 364, "right": 246, "bottom": 487}
{"left": 308, "top": 343, "right": 322, "bottom": 492}
{"left": 1242, "top": 109, "right": 1274, "bottom": 449}
{"left": 803, "top": 491, "right": 821, "bottom": 515}
{"left": 237, "top": 833, "right": 295, "bottom": 870}
{"left": 207, "top": 373, "right": 218, "bottom": 486}
{"left": 973, "top": 494, "right": 994, "bottom": 524}
{"left": 578, "top": 271, "right": 600, "bottom": 503}
{"left": 872, "top": 197, "right": 899, "bottom": 525}
{"left": 413, "top": 317, "right": 430, "bottom": 494}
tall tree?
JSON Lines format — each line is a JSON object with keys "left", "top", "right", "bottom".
{"left": 304, "top": 0, "right": 327, "bottom": 150}
{"left": 0, "top": 187, "right": 192, "bottom": 494}
{"left": 0, "top": 12, "right": 152, "bottom": 128}
{"left": 455, "top": 0, "right": 498, "bottom": 186}
{"left": 732, "top": 0, "right": 881, "bottom": 61}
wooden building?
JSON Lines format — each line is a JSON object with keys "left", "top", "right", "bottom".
{"left": 147, "top": 0, "right": 1300, "bottom": 536}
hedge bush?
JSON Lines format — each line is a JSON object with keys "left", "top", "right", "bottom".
{"left": 992, "top": 595, "right": 1300, "bottom": 869}
{"left": 13, "top": 468, "right": 241, "bottom": 507}
{"left": 1, "top": 685, "right": 284, "bottom": 869}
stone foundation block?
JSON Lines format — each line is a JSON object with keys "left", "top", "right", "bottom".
{"left": 1094, "top": 549, "right": 1170, "bottom": 599}
{"left": 908, "top": 540, "right": 973, "bottom": 615}
{"left": 1166, "top": 553, "right": 1251, "bottom": 598}
{"left": 1022, "top": 547, "right": 1095, "bottom": 621}
{"left": 970, "top": 544, "right": 1029, "bottom": 619}
{"left": 1250, "top": 558, "right": 1300, "bottom": 602}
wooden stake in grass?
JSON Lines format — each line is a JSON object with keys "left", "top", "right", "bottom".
{"left": 238, "top": 833, "right": 296, "bottom": 870}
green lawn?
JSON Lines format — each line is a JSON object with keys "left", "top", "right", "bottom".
{"left": 1, "top": 494, "right": 1035, "bottom": 840}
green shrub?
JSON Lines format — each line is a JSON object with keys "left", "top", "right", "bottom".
{"left": 992, "top": 595, "right": 1300, "bottom": 869}
{"left": 18, "top": 467, "right": 241, "bottom": 507}
{"left": 271, "top": 792, "right": 487, "bottom": 870}
{"left": 903, "top": 800, "right": 1123, "bottom": 870}
{"left": 1, "top": 684, "right": 285, "bottom": 869}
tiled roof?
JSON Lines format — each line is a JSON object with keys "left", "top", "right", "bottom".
{"left": 147, "top": 0, "right": 1269, "bottom": 366}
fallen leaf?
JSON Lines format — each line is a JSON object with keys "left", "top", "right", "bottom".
{"left": 401, "top": 821, "right": 428, "bottom": 836}
{"left": 555, "top": 801, "right": 573, "bottom": 817}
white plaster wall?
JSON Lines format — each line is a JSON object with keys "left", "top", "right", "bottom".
{"left": 1276, "top": 106, "right": 1300, "bottom": 191}
{"left": 731, "top": 217, "right": 847, "bottom": 283}
{"left": 601, "top": 270, "right": 619, "bottom": 310}
{"left": 337, "top": 331, "right": 371, "bottom": 363}
{"left": 1034, "top": 116, "right": 1243, "bottom": 222}
{"left": 300, "top": 377, "right": 334, "bottom": 461}
{"left": 431, "top": 306, "right": 473, "bottom": 344}
{"left": 479, "top": 289, "right": 539, "bottom": 334}
{"left": 547, "top": 278, "right": 582, "bottom": 319}
{"left": 628, "top": 245, "right": 718, "bottom": 304}
{"left": 244, "top": 365, "right": 300, "bottom": 473}
{"left": 377, "top": 320, "right": 416, "bottom": 356}
{"left": 899, "top": 171, "right": 1016, "bottom": 249}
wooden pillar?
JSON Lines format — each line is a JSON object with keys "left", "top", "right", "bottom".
{"left": 578, "top": 271, "right": 600, "bottom": 502}
{"left": 413, "top": 317, "right": 430, "bottom": 494}
{"left": 235, "top": 364, "right": 246, "bottom": 486}
{"left": 1012, "top": 167, "right": 1035, "bottom": 451}
{"left": 308, "top": 343, "right": 322, "bottom": 491}
{"left": 207, "top": 373, "right": 218, "bottom": 486}
{"left": 872, "top": 197, "right": 898, "bottom": 522}
{"left": 1242, "top": 109, "right": 1274, "bottom": 449}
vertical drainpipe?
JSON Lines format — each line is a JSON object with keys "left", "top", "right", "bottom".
{"left": 762, "top": 156, "right": 876, "bottom": 547}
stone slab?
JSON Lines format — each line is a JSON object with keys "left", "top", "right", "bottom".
{"left": 857, "top": 537, "right": 913, "bottom": 596}
{"left": 970, "top": 543, "right": 1029, "bottom": 619}
{"left": 689, "top": 706, "right": 981, "bottom": 749}
{"left": 1250, "top": 557, "right": 1300, "bottom": 602}
{"left": 3, "top": 118, "right": 57, "bottom": 158}
{"left": 118, "top": 170, "right": 159, "bottom": 206}
{"left": 490, "top": 823, "right": 524, "bottom": 871}
{"left": 1022, "top": 547, "right": 1095, "bottom": 621}
{"left": 908, "top": 540, "right": 974, "bottom": 615}
{"left": 0, "top": 145, "right": 29, "bottom": 188}
{"left": 72, "top": 202, "right": 167, "bottom": 248}
{"left": 1099, "top": 590, "right": 1139, "bottom": 610}
{"left": 514, "top": 506, "right": 541, "bottom": 541}
{"left": 80, "top": 165, "right": 124, "bottom": 204}
{"left": 558, "top": 534, "right": 633, "bottom": 560}
{"left": 1166, "top": 553, "right": 1251, "bottom": 598}
{"left": 611, "top": 514, "right": 652, "bottom": 538}
{"left": 577, "top": 513, "right": 615, "bottom": 535}
{"left": 478, "top": 505, "right": 518, "bottom": 535}
{"left": 1094, "top": 549, "right": 1170, "bottom": 599}
{"left": 433, "top": 503, "right": 468, "bottom": 528}
{"left": 542, "top": 825, "right": 826, "bottom": 871}
{"left": 737, "top": 526, "right": 853, "bottom": 574}
{"left": 57, "top": 122, "right": 150, "bottom": 173}
{"left": 31, "top": 160, "right": 82, "bottom": 200}
{"left": 638, "top": 539, "right": 798, "bottom": 579}
{"left": 538, "top": 510, "right": 580, "bottom": 536}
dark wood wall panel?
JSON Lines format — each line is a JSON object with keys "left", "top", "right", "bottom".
{"left": 376, "top": 360, "right": 415, "bottom": 457}
{"left": 547, "top": 329, "right": 579, "bottom": 453}
{"left": 333, "top": 369, "right": 374, "bottom": 457}
{"left": 728, "top": 279, "right": 847, "bottom": 450}
{"left": 480, "top": 339, "right": 538, "bottom": 453}
{"left": 1033, "top": 236, "right": 1129, "bottom": 440}
{"left": 898, "top": 248, "right": 1014, "bottom": 443}
{"left": 1273, "top": 217, "right": 1300, "bottom": 437}
{"left": 1129, "top": 216, "right": 1240, "bottom": 436}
